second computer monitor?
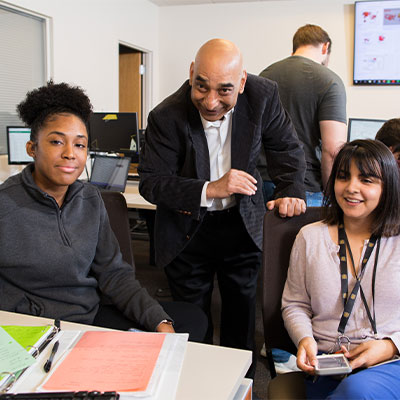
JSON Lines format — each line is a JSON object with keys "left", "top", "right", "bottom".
{"left": 347, "top": 118, "right": 386, "bottom": 142}
{"left": 89, "top": 112, "right": 139, "bottom": 161}
{"left": 6, "top": 126, "right": 34, "bottom": 165}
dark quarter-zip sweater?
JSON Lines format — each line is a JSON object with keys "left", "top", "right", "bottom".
{"left": 0, "top": 164, "right": 169, "bottom": 331}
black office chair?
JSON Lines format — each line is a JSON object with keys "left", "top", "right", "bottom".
{"left": 101, "top": 190, "right": 134, "bottom": 267}
{"left": 99, "top": 191, "right": 134, "bottom": 307}
{"left": 262, "top": 207, "right": 323, "bottom": 398}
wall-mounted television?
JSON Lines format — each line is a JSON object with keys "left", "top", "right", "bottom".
{"left": 354, "top": 0, "right": 400, "bottom": 85}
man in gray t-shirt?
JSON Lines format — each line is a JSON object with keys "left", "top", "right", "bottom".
{"left": 258, "top": 24, "right": 347, "bottom": 206}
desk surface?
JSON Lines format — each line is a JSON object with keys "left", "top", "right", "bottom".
{"left": 0, "top": 310, "right": 251, "bottom": 400}
{"left": 123, "top": 181, "right": 156, "bottom": 210}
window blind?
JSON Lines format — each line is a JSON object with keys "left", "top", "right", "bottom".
{"left": 0, "top": 5, "right": 46, "bottom": 154}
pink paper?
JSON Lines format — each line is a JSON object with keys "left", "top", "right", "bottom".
{"left": 42, "top": 331, "right": 165, "bottom": 392}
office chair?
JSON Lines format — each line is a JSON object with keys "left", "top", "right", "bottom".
{"left": 100, "top": 191, "right": 134, "bottom": 307}
{"left": 262, "top": 207, "right": 323, "bottom": 399}
{"left": 101, "top": 190, "right": 134, "bottom": 267}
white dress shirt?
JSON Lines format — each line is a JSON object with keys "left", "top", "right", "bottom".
{"left": 200, "top": 109, "right": 235, "bottom": 211}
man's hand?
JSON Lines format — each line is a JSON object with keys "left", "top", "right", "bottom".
{"left": 206, "top": 169, "right": 257, "bottom": 199}
{"left": 341, "top": 339, "right": 398, "bottom": 370}
{"left": 297, "top": 337, "right": 318, "bottom": 374}
{"left": 156, "top": 322, "right": 175, "bottom": 333}
{"left": 267, "top": 197, "right": 306, "bottom": 217}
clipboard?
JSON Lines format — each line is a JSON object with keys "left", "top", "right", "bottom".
{"left": 0, "top": 321, "right": 60, "bottom": 393}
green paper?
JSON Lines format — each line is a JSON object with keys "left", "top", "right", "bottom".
{"left": 2, "top": 325, "right": 51, "bottom": 351}
{"left": 0, "top": 328, "right": 35, "bottom": 375}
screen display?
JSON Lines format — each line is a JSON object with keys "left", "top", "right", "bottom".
{"left": 6, "top": 126, "right": 34, "bottom": 165}
{"left": 89, "top": 155, "right": 130, "bottom": 192}
{"left": 318, "top": 356, "right": 349, "bottom": 369}
{"left": 354, "top": 1, "right": 400, "bottom": 85}
{"left": 347, "top": 118, "right": 386, "bottom": 141}
{"left": 89, "top": 112, "right": 139, "bottom": 159}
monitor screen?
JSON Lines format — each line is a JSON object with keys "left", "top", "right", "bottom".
{"left": 89, "top": 155, "right": 130, "bottom": 192}
{"left": 88, "top": 112, "right": 139, "bottom": 160}
{"left": 6, "top": 126, "right": 34, "bottom": 165}
{"left": 354, "top": 1, "right": 400, "bottom": 85}
{"left": 347, "top": 118, "right": 386, "bottom": 141}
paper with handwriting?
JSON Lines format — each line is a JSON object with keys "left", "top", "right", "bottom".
{"left": 0, "top": 328, "right": 35, "bottom": 375}
{"left": 42, "top": 331, "right": 165, "bottom": 392}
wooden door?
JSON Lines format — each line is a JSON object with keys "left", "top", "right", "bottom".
{"left": 119, "top": 51, "right": 142, "bottom": 127}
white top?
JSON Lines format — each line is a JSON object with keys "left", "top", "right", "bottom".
{"left": 200, "top": 109, "right": 235, "bottom": 210}
{"left": 282, "top": 221, "right": 400, "bottom": 353}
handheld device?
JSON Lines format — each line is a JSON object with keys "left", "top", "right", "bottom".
{"left": 314, "top": 354, "right": 352, "bottom": 376}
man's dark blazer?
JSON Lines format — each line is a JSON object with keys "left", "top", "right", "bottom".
{"left": 139, "top": 74, "right": 306, "bottom": 267}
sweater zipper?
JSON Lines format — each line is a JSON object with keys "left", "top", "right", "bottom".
{"left": 44, "top": 194, "right": 72, "bottom": 247}
{"left": 57, "top": 209, "right": 72, "bottom": 247}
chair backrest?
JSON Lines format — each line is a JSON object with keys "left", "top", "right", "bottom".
{"left": 100, "top": 190, "right": 134, "bottom": 267}
{"left": 262, "top": 207, "right": 323, "bottom": 356}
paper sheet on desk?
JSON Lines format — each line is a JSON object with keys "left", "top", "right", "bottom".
{"left": 11, "top": 331, "right": 188, "bottom": 400}
{"left": 10, "top": 331, "right": 79, "bottom": 393}
{"left": 2, "top": 326, "right": 52, "bottom": 351}
{"left": 41, "top": 331, "right": 165, "bottom": 393}
{"left": 0, "top": 328, "right": 35, "bottom": 375}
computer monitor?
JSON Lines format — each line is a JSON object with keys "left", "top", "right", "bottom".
{"left": 6, "top": 126, "right": 34, "bottom": 165}
{"left": 88, "top": 112, "right": 139, "bottom": 162}
{"left": 89, "top": 155, "right": 130, "bottom": 192}
{"left": 347, "top": 118, "right": 386, "bottom": 141}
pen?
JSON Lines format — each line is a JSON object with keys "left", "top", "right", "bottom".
{"left": 43, "top": 340, "right": 59, "bottom": 372}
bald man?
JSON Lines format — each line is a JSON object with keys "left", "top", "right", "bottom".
{"left": 139, "top": 39, "right": 306, "bottom": 377}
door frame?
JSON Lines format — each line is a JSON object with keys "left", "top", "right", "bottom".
{"left": 119, "top": 40, "right": 152, "bottom": 129}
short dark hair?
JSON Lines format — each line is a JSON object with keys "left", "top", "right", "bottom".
{"left": 375, "top": 118, "right": 400, "bottom": 153}
{"left": 293, "top": 24, "right": 332, "bottom": 54}
{"left": 17, "top": 80, "right": 93, "bottom": 142}
{"left": 323, "top": 139, "right": 400, "bottom": 237}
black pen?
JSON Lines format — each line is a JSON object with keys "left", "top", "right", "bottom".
{"left": 43, "top": 340, "right": 59, "bottom": 372}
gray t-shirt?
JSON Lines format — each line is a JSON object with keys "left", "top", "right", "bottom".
{"left": 259, "top": 55, "right": 346, "bottom": 192}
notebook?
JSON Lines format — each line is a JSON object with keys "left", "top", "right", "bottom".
{"left": 89, "top": 155, "right": 130, "bottom": 193}
{"left": 0, "top": 324, "right": 59, "bottom": 393}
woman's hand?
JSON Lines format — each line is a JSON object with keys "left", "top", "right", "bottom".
{"left": 297, "top": 336, "right": 318, "bottom": 374}
{"left": 156, "top": 322, "right": 175, "bottom": 333}
{"left": 341, "top": 339, "right": 398, "bottom": 369}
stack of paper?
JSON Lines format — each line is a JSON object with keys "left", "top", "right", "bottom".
{"left": 0, "top": 325, "right": 57, "bottom": 393}
{"left": 8, "top": 330, "right": 188, "bottom": 400}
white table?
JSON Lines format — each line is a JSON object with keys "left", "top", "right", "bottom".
{"left": 123, "top": 181, "right": 156, "bottom": 210}
{"left": 0, "top": 311, "right": 252, "bottom": 400}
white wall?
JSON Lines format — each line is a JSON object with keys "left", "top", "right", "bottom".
{"left": 158, "top": 0, "right": 400, "bottom": 120}
{"left": 4, "top": 0, "right": 160, "bottom": 111}
{"left": 3, "top": 0, "right": 399, "bottom": 120}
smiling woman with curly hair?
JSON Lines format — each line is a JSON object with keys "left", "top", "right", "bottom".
{"left": 0, "top": 81, "right": 207, "bottom": 341}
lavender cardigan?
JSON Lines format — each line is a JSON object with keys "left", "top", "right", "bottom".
{"left": 282, "top": 221, "right": 400, "bottom": 353}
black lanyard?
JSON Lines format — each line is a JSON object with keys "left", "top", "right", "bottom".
{"left": 337, "top": 222, "right": 381, "bottom": 337}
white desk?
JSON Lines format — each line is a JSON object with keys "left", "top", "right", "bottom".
{"left": 123, "top": 181, "right": 156, "bottom": 210}
{"left": 0, "top": 311, "right": 252, "bottom": 400}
